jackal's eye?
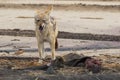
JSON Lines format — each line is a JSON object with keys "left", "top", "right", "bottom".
{"left": 35, "top": 18, "right": 40, "bottom": 22}
{"left": 42, "top": 20, "right": 46, "bottom": 23}
{"left": 36, "top": 20, "right": 40, "bottom": 22}
{"left": 43, "top": 20, "right": 49, "bottom": 23}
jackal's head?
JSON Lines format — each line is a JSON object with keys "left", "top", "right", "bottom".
{"left": 34, "top": 6, "right": 52, "bottom": 31}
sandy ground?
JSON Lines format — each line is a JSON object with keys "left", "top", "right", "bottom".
{"left": 0, "top": 36, "right": 120, "bottom": 58}
{"left": 0, "top": 1, "right": 120, "bottom": 80}
{"left": 0, "top": 0, "right": 119, "bottom": 61}
{"left": 0, "top": 8, "right": 120, "bottom": 35}
{"left": 0, "top": 0, "right": 120, "bottom": 60}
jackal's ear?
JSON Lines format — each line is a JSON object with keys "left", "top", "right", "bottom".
{"left": 44, "top": 5, "right": 53, "bottom": 15}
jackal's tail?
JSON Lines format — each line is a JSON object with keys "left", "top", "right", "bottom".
{"left": 55, "top": 38, "right": 58, "bottom": 50}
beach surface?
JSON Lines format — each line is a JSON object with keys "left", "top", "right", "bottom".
{"left": 0, "top": 0, "right": 120, "bottom": 80}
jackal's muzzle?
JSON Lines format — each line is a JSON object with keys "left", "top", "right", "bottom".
{"left": 39, "top": 25, "right": 43, "bottom": 31}
{"left": 39, "top": 24, "right": 45, "bottom": 31}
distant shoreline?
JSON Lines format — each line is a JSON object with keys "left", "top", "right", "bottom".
{"left": 0, "top": 2, "right": 120, "bottom": 12}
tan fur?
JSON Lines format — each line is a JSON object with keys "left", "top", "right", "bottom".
{"left": 34, "top": 6, "right": 58, "bottom": 63}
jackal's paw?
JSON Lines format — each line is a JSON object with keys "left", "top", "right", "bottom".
{"left": 38, "top": 59, "right": 43, "bottom": 64}
{"left": 52, "top": 56, "right": 56, "bottom": 60}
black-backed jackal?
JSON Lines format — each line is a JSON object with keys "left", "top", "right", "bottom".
{"left": 34, "top": 6, "right": 58, "bottom": 63}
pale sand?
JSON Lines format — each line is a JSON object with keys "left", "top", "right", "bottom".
{"left": 0, "top": 36, "right": 120, "bottom": 58}
{"left": 0, "top": 8, "right": 120, "bottom": 35}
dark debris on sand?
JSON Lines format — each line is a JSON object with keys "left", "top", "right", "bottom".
{"left": 0, "top": 53, "right": 120, "bottom": 80}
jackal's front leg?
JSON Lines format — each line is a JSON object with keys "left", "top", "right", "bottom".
{"left": 36, "top": 38, "right": 44, "bottom": 63}
{"left": 37, "top": 41, "right": 45, "bottom": 63}
{"left": 36, "top": 34, "right": 45, "bottom": 63}
{"left": 50, "top": 38, "right": 56, "bottom": 60}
